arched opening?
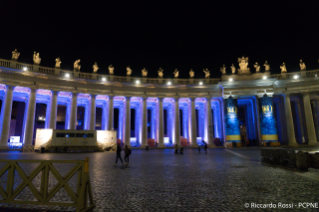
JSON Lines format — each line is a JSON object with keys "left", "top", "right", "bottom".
{"left": 147, "top": 109, "right": 151, "bottom": 139}
{"left": 9, "top": 101, "right": 26, "bottom": 145}
{"left": 211, "top": 108, "right": 215, "bottom": 138}
{"left": 56, "top": 105, "right": 67, "bottom": 129}
{"left": 95, "top": 107, "right": 102, "bottom": 130}
{"left": 179, "top": 109, "right": 183, "bottom": 136}
{"left": 164, "top": 109, "right": 168, "bottom": 136}
{"left": 76, "top": 106, "right": 85, "bottom": 130}
{"left": 238, "top": 98, "right": 259, "bottom": 146}
{"left": 33, "top": 103, "right": 47, "bottom": 142}
{"left": 113, "top": 108, "right": 119, "bottom": 136}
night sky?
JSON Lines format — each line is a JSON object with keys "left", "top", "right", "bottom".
{"left": 0, "top": 1, "right": 318, "bottom": 78}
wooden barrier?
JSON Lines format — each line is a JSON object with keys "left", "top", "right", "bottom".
{"left": 0, "top": 157, "right": 95, "bottom": 212}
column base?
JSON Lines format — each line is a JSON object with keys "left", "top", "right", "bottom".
{"left": 191, "top": 143, "right": 198, "bottom": 148}
{"left": 157, "top": 144, "right": 166, "bottom": 148}
{"left": 308, "top": 141, "right": 318, "bottom": 146}
{"left": 140, "top": 144, "right": 148, "bottom": 148}
{"left": 23, "top": 145, "right": 35, "bottom": 152}
{"left": 208, "top": 144, "right": 216, "bottom": 148}
{"left": 124, "top": 144, "right": 132, "bottom": 149}
{"left": 0, "top": 146, "right": 9, "bottom": 150}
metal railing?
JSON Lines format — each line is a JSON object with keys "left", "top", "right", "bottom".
{"left": 0, "top": 157, "right": 95, "bottom": 212}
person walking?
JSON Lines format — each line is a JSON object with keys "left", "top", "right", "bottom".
{"left": 114, "top": 143, "right": 124, "bottom": 166}
{"left": 124, "top": 145, "right": 131, "bottom": 166}
{"left": 203, "top": 141, "right": 208, "bottom": 154}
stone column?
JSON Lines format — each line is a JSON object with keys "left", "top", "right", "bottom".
{"left": 174, "top": 97, "right": 181, "bottom": 145}
{"left": 49, "top": 91, "right": 58, "bottom": 129}
{"left": 124, "top": 97, "right": 131, "bottom": 147}
{"left": 190, "top": 98, "right": 198, "bottom": 147}
{"left": 283, "top": 94, "right": 298, "bottom": 146}
{"left": 89, "top": 95, "right": 96, "bottom": 130}
{"left": 69, "top": 93, "right": 78, "bottom": 130}
{"left": 206, "top": 97, "right": 214, "bottom": 147}
{"left": 107, "top": 95, "right": 114, "bottom": 130}
{"left": 24, "top": 88, "right": 37, "bottom": 146}
{"left": 141, "top": 97, "right": 148, "bottom": 147}
{"left": 0, "top": 85, "right": 14, "bottom": 148}
{"left": 302, "top": 93, "right": 317, "bottom": 145}
{"left": 158, "top": 98, "right": 165, "bottom": 147}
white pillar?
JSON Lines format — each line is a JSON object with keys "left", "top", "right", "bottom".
{"left": 206, "top": 97, "right": 214, "bottom": 147}
{"left": 107, "top": 96, "right": 114, "bottom": 130}
{"left": 302, "top": 93, "right": 317, "bottom": 145}
{"left": 141, "top": 97, "right": 148, "bottom": 147}
{"left": 174, "top": 97, "right": 180, "bottom": 145}
{"left": 0, "top": 85, "right": 14, "bottom": 148}
{"left": 89, "top": 95, "right": 96, "bottom": 130}
{"left": 190, "top": 98, "right": 198, "bottom": 147}
{"left": 24, "top": 88, "right": 37, "bottom": 146}
{"left": 124, "top": 97, "right": 131, "bottom": 147}
{"left": 158, "top": 98, "right": 165, "bottom": 147}
{"left": 283, "top": 94, "right": 298, "bottom": 146}
{"left": 49, "top": 90, "right": 58, "bottom": 129}
{"left": 69, "top": 93, "right": 78, "bottom": 130}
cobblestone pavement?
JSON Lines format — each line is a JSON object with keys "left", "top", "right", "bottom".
{"left": 0, "top": 148, "right": 318, "bottom": 212}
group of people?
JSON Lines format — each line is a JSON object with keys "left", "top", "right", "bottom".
{"left": 114, "top": 143, "right": 131, "bottom": 166}
{"left": 174, "top": 141, "right": 208, "bottom": 154}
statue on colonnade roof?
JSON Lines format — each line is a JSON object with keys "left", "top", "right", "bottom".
{"left": 230, "top": 64, "right": 236, "bottom": 74}
{"left": 280, "top": 62, "right": 287, "bottom": 73}
{"left": 189, "top": 69, "right": 194, "bottom": 78}
{"left": 55, "top": 57, "right": 61, "bottom": 68}
{"left": 158, "top": 68, "right": 164, "bottom": 78}
{"left": 254, "top": 62, "right": 260, "bottom": 72}
{"left": 299, "top": 59, "right": 306, "bottom": 71}
{"left": 74, "top": 59, "right": 81, "bottom": 72}
{"left": 126, "top": 66, "right": 132, "bottom": 76}
{"left": 220, "top": 64, "right": 226, "bottom": 75}
{"left": 173, "top": 69, "right": 179, "bottom": 78}
{"left": 264, "top": 61, "right": 270, "bottom": 72}
{"left": 108, "top": 65, "right": 114, "bottom": 75}
{"left": 11, "top": 49, "right": 20, "bottom": 60}
{"left": 237, "top": 56, "right": 250, "bottom": 74}
{"left": 33, "top": 51, "right": 41, "bottom": 65}
{"left": 93, "top": 62, "right": 99, "bottom": 73}
{"left": 203, "top": 68, "right": 210, "bottom": 78}
{"left": 142, "top": 68, "right": 148, "bottom": 77}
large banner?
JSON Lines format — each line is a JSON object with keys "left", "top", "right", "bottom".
{"left": 259, "top": 96, "right": 278, "bottom": 142}
{"left": 224, "top": 97, "right": 240, "bottom": 142}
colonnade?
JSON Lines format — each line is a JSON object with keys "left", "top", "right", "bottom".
{"left": 0, "top": 84, "right": 318, "bottom": 149}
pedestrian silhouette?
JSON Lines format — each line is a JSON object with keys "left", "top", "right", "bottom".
{"left": 114, "top": 143, "right": 123, "bottom": 166}
{"left": 124, "top": 145, "right": 131, "bottom": 166}
{"left": 175, "top": 143, "right": 179, "bottom": 154}
{"left": 203, "top": 141, "right": 208, "bottom": 154}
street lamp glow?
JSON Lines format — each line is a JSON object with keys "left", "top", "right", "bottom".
{"left": 199, "top": 81, "right": 203, "bottom": 85}
{"left": 23, "top": 67, "right": 27, "bottom": 71}
{"left": 229, "top": 78, "right": 233, "bottom": 82}
{"left": 263, "top": 76, "right": 267, "bottom": 80}
{"left": 102, "top": 77, "right": 106, "bottom": 82}
{"left": 136, "top": 80, "right": 140, "bottom": 84}
{"left": 65, "top": 73, "right": 70, "bottom": 78}
{"left": 293, "top": 75, "right": 299, "bottom": 79}
{"left": 167, "top": 81, "right": 171, "bottom": 85}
